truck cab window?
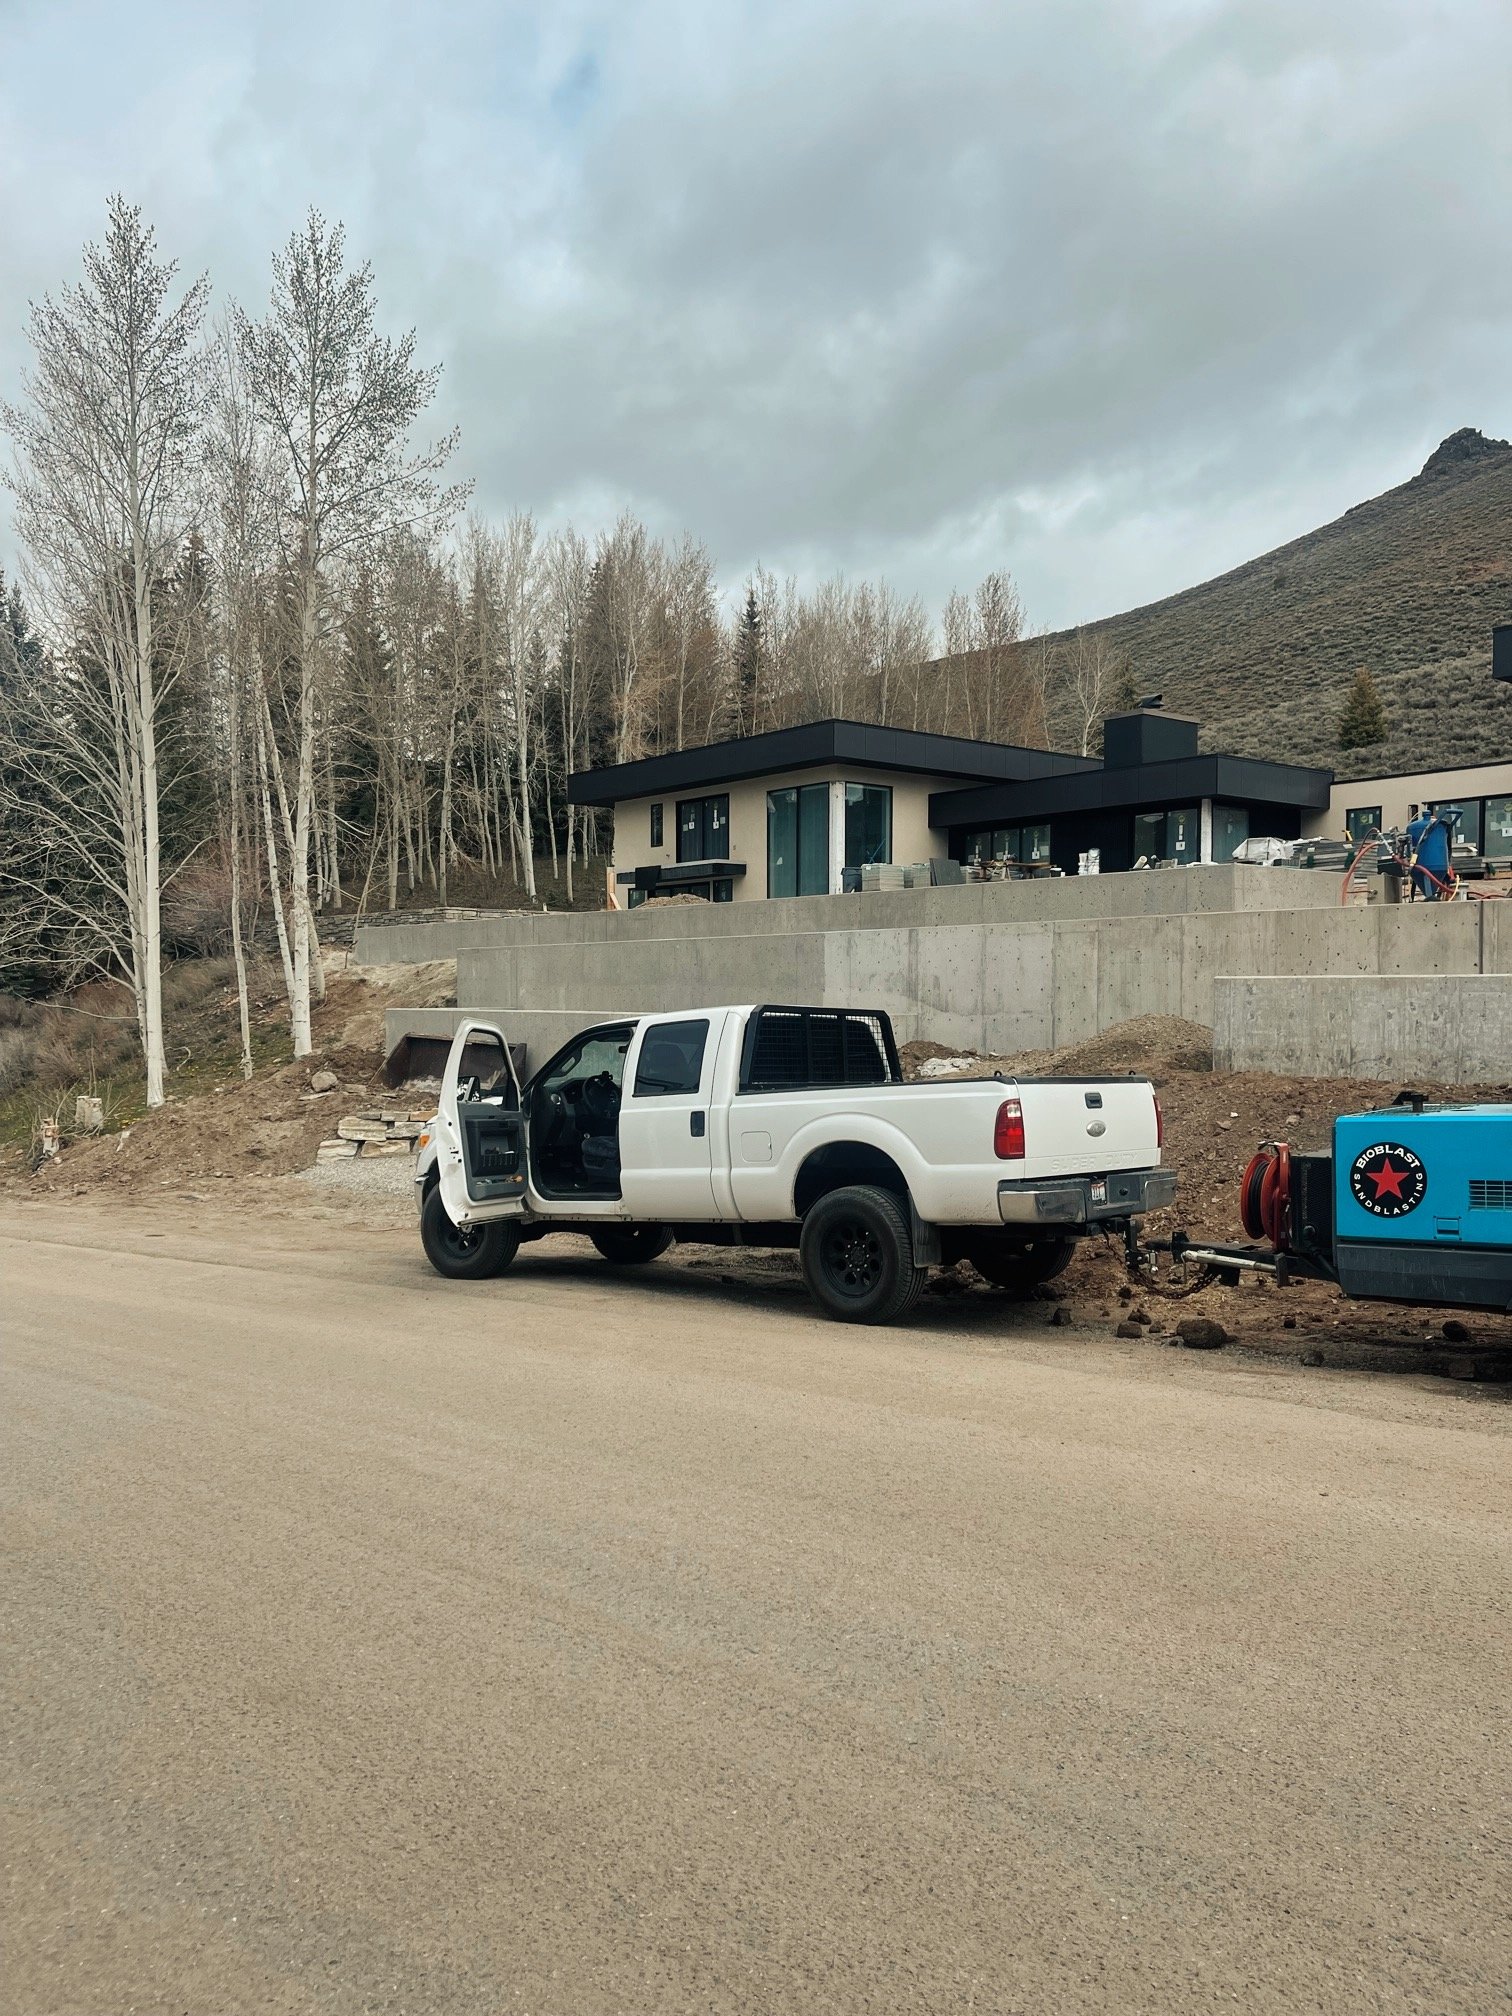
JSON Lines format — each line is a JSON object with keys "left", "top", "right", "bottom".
{"left": 633, "top": 1019, "right": 709, "bottom": 1096}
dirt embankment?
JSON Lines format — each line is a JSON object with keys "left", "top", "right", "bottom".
{"left": 1, "top": 959, "right": 454, "bottom": 1202}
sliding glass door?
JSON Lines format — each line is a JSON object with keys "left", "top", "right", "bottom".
{"left": 767, "top": 784, "right": 830, "bottom": 897}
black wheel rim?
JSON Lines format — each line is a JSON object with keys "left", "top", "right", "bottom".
{"left": 822, "top": 1217, "right": 883, "bottom": 1297}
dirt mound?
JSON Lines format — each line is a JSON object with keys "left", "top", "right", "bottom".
{"left": 899, "top": 1014, "right": 1213, "bottom": 1083}
{"left": 20, "top": 1042, "right": 388, "bottom": 1198}
{"left": 1046, "top": 1016, "right": 1214, "bottom": 1077}
{"left": 327, "top": 958, "right": 455, "bottom": 1048}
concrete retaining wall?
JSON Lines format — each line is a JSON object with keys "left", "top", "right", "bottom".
{"left": 448, "top": 900, "right": 1510, "bottom": 1059}
{"left": 353, "top": 863, "right": 1340, "bottom": 967}
{"left": 1213, "top": 975, "right": 1512, "bottom": 1083}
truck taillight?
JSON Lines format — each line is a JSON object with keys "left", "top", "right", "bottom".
{"left": 1153, "top": 1094, "right": 1163, "bottom": 1150}
{"left": 994, "top": 1098, "right": 1026, "bottom": 1160}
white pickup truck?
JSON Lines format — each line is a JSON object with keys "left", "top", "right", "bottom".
{"left": 415, "top": 1003, "right": 1174, "bottom": 1324}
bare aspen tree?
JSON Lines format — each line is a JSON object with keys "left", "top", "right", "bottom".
{"left": 663, "top": 533, "right": 717, "bottom": 750}
{"left": 1023, "top": 629, "right": 1056, "bottom": 751}
{"left": 544, "top": 527, "right": 592, "bottom": 899}
{"left": 207, "top": 323, "right": 274, "bottom": 1079}
{"left": 234, "top": 211, "right": 466, "bottom": 1054}
{"left": 600, "top": 514, "right": 664, "bottom": 762}
{"left": 1, "top": 199, "right": 208, "bottom": 1105}
{"left": 933, "top": 572, "right": 1034, "bottom": 743}
{"left": 939, "top": 589, "right": 974, "bottom": 735}
{"left": 1063, "top": 626, "right": 1121, "bottom": 756}
{"left": 972, "top": 571, "right": 1026, "bottom": 741}
{"left": 482, "top": 512, "right": 546, "bottom": 898}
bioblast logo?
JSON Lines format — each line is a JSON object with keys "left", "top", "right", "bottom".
{"left": 1348, "top": 1142, "right": 1427, "bottom": 1219}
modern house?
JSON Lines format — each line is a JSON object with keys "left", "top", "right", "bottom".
{"left": 567, "top": 712, "right": 1335, "bottom": 903}
{"left": 1301, "top": 758, "right": 1512, "bottom": 857}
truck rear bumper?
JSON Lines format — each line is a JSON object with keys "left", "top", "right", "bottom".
{"left": 997, "top": 1167, "right": 1176, "bottom": 1226}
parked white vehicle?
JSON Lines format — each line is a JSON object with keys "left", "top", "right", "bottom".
{"left": 414, "top": 1004, "right": 1175, "bottom": 1324}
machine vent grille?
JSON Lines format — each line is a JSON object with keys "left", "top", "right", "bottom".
{"left": 1468, "top": 1179, "right": 1512, "bottom": 1211}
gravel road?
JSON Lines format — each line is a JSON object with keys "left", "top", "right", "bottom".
{"left": 4, "top": 1198, "right": 1509, "bottom": 2015}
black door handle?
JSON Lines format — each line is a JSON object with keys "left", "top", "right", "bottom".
{"left": 690, "top": 1111, "right": 706, "bottom": 1138}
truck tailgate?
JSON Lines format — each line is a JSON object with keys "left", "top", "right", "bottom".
{"left": 1017, "top": 1079, "right": 1160, "bottom": 1178}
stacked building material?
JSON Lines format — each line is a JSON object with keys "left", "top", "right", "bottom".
{"left": 316, "top": 1103, "right": 433, "bottom": 1163}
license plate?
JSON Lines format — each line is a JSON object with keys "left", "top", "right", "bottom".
{"left": 1090, "top": 1178, "right": 1108, "bottom": 1203}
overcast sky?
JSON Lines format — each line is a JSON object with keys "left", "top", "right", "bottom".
{"left": 2, "top": 0, "right": 1509, "bottom": 631}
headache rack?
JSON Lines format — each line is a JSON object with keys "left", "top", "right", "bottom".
{"left": 739, "top": 1005, "right": 901, "bottom": 1094}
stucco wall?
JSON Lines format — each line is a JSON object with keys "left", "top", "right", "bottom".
{"left": 1302, "top": 760, "right": 1512, "bottom": 841}
{"left": 607, "top": 765, "right": 952, "bottom": 900}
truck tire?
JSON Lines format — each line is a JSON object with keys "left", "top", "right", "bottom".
{"left": 589, "top": 1225, "right": 674, "bottom": 1266}
{"left": 800, "top": 1184, "right": 925, "bottom": 1325}
{"left": 421, "top": 1183, "right": 521, "bottom": 1280}
{"left": 965, "top": 1233, "right": 1075, "bottom": 1295}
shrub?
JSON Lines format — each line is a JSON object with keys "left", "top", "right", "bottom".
{"left": 162, "top": 864, "right": 238, "bottom": 957}
{"left": 0, "top": 1026, "right": 39, "bottom": 1096}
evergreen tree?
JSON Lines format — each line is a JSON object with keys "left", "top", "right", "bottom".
{"left": 3, "top": 573, "right": 45, "bottom": 682}
{"left": 1337, "top": 666, "right": 1388, "bottom": 749}
{"left": 0, "top": 570, "right": 57, "bottom": 993}
{"left": 735, "top": 584, "right": 762, "bottom": 733}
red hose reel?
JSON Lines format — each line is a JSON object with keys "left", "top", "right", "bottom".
{"left": 1239, "top": 1142, "right": 1292, "bottom": 1252}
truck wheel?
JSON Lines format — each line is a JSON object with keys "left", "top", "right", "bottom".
{"left": 966, "top": 1233, "right": 1074, "bottom": 1295}
{"left": 589, "top": 1226, "right": 674, "bottom": 1266}
{"left": 421, "top": 1183, "right": 521, "bottom": 1280}
{"left": 800, "top": 1184, "right": 925, "bottom": 1325}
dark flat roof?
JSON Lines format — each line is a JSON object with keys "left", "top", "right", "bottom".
{"left": 931, "top": 753, "right": 1333, "bottom": 828}
{"left": 567, "top": 718, "right": 1099, "bottom": 807}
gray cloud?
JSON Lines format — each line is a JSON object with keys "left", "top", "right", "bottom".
{"left": 2, "top": 0, "right": 1509, "bottom": 628}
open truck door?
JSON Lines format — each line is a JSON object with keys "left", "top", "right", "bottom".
{"left": 438, "top": 1020, "right": 529, "bottom": 1226}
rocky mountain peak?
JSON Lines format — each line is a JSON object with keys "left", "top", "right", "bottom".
{"left": 1418, "top": 427, "right": 1512, "bottom": 479}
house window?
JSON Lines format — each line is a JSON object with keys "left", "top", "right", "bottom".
{"left": 958, "top": 824, "right": 1051, "bottom": 867}
{"left": 1344, "top": 806, "right": 1382, "bottom": 846}
{"left": 767, "top": 784, "right": 829, "bottom": 898}
{"left": 650, "top": 802, "right": 663, "bottom": 848}
{"left": 843, "top": 784, "right": 892, "bottom": 868}
{"left": 677, "top": 793, "right": 728, "bottom": 862}
{"left": 1134, "top": 808, "right": 1199, "bottom": 864}
{"left": 1429, "top": 800, "right": 1479, "bottom": 851}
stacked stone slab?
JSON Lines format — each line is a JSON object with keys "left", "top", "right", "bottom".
{"left": 316, "top": 1105, "right": 432, "bottom": 1163}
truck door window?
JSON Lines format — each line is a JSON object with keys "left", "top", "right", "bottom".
{"left": 633, "top": 1019, "right": 709, "bottom": 1096}
{"left": 531, "top": 1028, "right": 633, "bottom": 1198}
{"left": 457, "top": 1032, "right": 519, "bottom": 1107}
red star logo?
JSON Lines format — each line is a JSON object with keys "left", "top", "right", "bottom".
{"left": 1370, "top": 1159, "right": 1408, "bottom": 1201}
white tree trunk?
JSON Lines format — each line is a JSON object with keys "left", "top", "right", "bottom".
{"left": 254, "top": 700, "right": 297, "bottom": 1007}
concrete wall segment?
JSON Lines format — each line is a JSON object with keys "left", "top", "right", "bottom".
{"left": 353, "top": 863, "right": 1340, "bottom": 968}
{"left": 1213, "top": 975, "right": 1512, "bottom": 1082}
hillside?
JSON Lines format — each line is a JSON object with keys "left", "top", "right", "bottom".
{"left": 1041, "top": 428, "right": 1512, "bottom": 778}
